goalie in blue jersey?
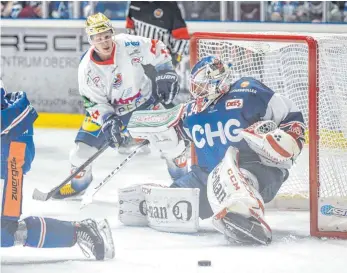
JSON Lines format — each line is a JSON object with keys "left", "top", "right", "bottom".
{"left": 118, "top": 56, "right": 306, "bottom": 245}
{"left": 0, "top": 80, "right": 114, "bottom": 259}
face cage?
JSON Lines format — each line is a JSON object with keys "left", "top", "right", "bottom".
{"left": 190, "top": 71, "right": 232, "bottom": 112}
{"left": 87, "top": 28, "right": 116, "bottom": 46}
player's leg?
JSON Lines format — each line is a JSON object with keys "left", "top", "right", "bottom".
{"left": 53, "top": 113, "right": 103, "bottom": 199}
{"left": 1, "top": 216, "right": 115, "bottom": 260}
{"left": 240, "top": 161, "right": 288, "bottom": 204}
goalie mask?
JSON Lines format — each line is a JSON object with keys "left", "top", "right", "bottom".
{"left": 85, "top": 13, "right": 115, "bottom": 46}
{"left": 190, "top": 56, "right": 232, "bottom": 112}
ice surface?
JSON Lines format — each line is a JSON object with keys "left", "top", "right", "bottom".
{"left": 1, "top": 129, "right": 347, "bottom": 273}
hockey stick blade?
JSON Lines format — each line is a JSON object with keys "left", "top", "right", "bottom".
{"left": 32, "top": 142, "right": 110, "bottom": 201}
{"left": 80, "top": 139, "right": 150, "bottom": 209}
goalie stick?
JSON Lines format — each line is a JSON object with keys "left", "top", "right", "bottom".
{"left": 32, "top": 141, "right": 110, "bottom": 201}
{"left": 80, "top": 139, "right": 150, "bottom": 209}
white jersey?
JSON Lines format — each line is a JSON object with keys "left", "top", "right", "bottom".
{"left": 78, "top": 33, "right": 172, "bottom": 124}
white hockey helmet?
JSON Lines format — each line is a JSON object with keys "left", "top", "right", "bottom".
{"left": 190, "top": 56, "right": 232, "bottom": 112}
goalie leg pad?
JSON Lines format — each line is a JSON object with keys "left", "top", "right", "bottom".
{"left": 143, "top": 185, "right": 200, "bottom": 233}
{"left": 171, "top": 165, "right": 214, "bottom": 219}
{"left": 119, "top": 184, "right": 200, "bottom": 233}
{"left": 207, "top": 146, "right": 272, "bottom": 244}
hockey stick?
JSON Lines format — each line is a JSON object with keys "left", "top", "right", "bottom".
{"left": 80, "top": 139, "right": 150, "bottom": 209}
{"left": 32, "top": 141, "right": 110, "bottom": 201}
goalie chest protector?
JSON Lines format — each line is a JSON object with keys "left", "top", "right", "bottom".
{"left": 183, "top": 77, "right": 275, "bottom": 172}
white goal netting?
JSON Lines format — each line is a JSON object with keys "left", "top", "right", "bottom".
{"left": 196, "top": 34, "right": 347, "bottom": 208}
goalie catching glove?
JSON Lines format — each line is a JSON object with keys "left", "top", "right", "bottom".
{"left": 155, "top": 70, "right": 180, "bottom": 105}
{"left": 241, "top": 120, "right": 303, "bottom": 169}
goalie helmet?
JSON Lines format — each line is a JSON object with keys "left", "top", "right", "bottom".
{"left": 85, "top": 13, "right": 115, "bottom": 44}
{"left": 190, "top": 56, "right": 232, "bottom": 112}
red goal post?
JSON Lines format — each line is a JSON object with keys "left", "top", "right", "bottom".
{"left": 189, "top": 32, "right": 347, "bottom": 239}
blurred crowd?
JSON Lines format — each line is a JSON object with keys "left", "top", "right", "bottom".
{"left": 1, "top": 1, "right": 347, "bottom": 23}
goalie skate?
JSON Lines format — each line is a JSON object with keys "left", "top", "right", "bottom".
{"left": 222, "top": 211, "right": 272, "bottom": 245}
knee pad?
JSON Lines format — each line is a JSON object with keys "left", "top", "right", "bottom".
{"left": 23, "top": 216, "right": 76, "bottom": 248}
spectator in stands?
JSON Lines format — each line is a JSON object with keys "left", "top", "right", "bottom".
{"left": 1, "top": 1, "right": 12, "bottom": 18}
{"left": 179, "top": 1, "right": 220, "bottom": 21}
{"left": 240, "top": 1, "right": 260, "bottom": 21}
{"left": 268, "top": 1, "right": 303, "bottom": 22}
{"left": 81, "top": 1, "right": 128, "bottom": 19}
{"left": 297, "top": 1, "right": 342, "bottom": 23}
{"left": 10, "top": 1, "right": 42, "bottom": 18}
{"left": 50, "top": 1, "right": 73, "bottom": 19}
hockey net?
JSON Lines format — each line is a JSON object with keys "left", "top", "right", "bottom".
{"left": 190, "top": 32, "right": 347, "bottom": 238}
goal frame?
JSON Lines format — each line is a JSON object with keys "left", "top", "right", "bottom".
{"left": 189, "top": 32, "right": 347, "bottom": 239}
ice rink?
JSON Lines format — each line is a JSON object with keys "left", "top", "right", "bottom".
{"left": 1, "top": 129, "right": 347, "bottom": 273}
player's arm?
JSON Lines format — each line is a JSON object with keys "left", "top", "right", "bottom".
{"left": 170, "top": 2, "right": 190, "bottom": 64}
{"left": 1, "top": 81, "right": 38, "bottom": 142}
{"left": 78, "top": 65, "right": 127, "bottom": 147}
{"left": 123, "top": 34, "right": 180, "bottom": 105}
{"left": 125, "top": 1, "right": 136, "bottom": 35}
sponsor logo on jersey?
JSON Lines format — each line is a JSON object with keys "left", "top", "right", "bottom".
{"left": 192, "top": 119, "right": 243, "bottom": 148}
{"left": 225, "top": 99, "right": 243, "bottom": 110}
{"left": 230, "top": 88, "right": 257, "bottom": 94}
{"left": 82, "top": 96, "right": 97, "bottom": 108}
{"left": 321, "top": 205, "right": 347, "bottom": 217}
{"left": 114, "top": 90, "right": 142, "bottom": 105}
{"left": 113, "top": 73, "right": 122, "bottom": 88}
{"left": 124, "top": 41, "right": 140, "bottom": 47}
{"left": 153, "top": 8, "right": 163, "bottom": 18}
{"left": 130, "top": 48, "right": 141, "bottom": 56}
{"left": 240, "top": 81, "right": 250, "bottom": 88}
{"left": 131, "top": 56, "right": 143, "bottom": 64}
{"left": 82, "top": 116, "right": 101, "bottom": 132}
{"left": 91, "top": 110, "right": 100, "bottom": 120}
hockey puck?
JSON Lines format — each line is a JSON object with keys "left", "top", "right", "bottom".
{"left": 198, "top": 260, "right": 211, "bottom": 266}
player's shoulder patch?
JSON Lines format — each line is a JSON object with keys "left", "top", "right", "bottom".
{"left": 230, "top": 77, "right": 274, "bottom": 96}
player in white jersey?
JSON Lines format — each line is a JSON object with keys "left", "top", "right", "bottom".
{"left": 53, "top": 13, "right": 181, "bottom": 199}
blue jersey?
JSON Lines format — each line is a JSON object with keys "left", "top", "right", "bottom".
{"left": 183, "top": 77, "right": 305, "bottom": 173}
{"left": 1, "top": 85, "right": 38, "bottom": 177}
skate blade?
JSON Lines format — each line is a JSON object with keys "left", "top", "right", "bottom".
{"left": 223, "top": 212, "right": 272, "bottom": 245}
{"left": 98, "top": 219, "right": 115, "bottom": 259}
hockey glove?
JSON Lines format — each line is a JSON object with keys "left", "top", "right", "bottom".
{"left": 102, "top": 114, "right": 129, "bottom": 148}
{"left": 155, "top": 70, "right": 180, "bottom": 105}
